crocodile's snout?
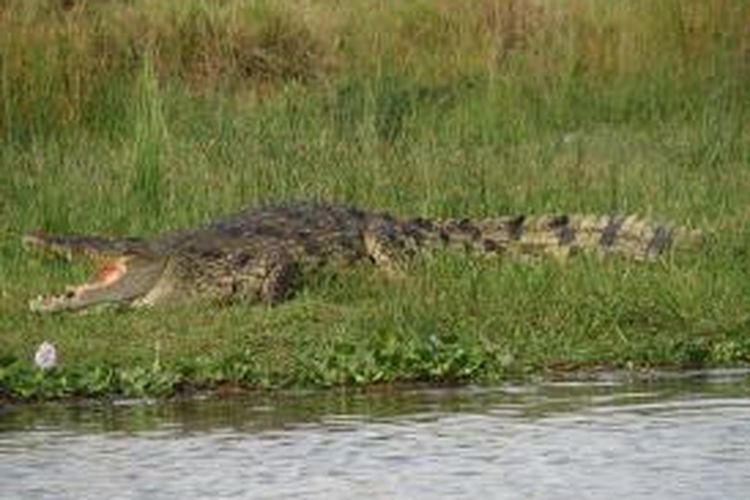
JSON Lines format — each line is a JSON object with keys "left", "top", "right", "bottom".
{"left": 24, "top": 232, "right": 166, "bottom": 313}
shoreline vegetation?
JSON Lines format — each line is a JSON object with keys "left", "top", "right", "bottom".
{"left": 1, "top": 0, "right": 749, "bottom": 401}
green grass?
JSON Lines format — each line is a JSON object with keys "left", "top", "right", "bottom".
{"left": 1, "top": 0, "right": 749, "bottom": 400}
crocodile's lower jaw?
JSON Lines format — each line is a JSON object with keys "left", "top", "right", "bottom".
{"left": 29, "top": 294, "right": 127, "bottom": 313}
{"left": 29, "top": 293, "right": 74, "bottom": 313}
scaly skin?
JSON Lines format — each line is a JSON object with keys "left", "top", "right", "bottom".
{"left": 23, "top": 201, "right": 700, "bottom": 313}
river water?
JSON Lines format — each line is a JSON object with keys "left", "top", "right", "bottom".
{"left": 1, "top": 370, "right": 749, "bottom": 499}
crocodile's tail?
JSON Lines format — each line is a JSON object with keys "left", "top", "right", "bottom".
{"left": 404, "top": 214, "right": 702, "bottom": 261}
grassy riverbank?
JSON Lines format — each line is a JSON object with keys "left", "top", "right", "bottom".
{"left": 1, "top": 0, "right": 749, "bottom": 400}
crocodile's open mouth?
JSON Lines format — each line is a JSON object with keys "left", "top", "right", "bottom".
{"left": 24, "top": 231, "right": 165, "bottom": 313}
{"left": 29, "top": 257, "right": 130, "bottom": 313}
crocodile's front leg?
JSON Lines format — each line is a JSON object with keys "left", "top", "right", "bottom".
{"left": 258, "top": 252, "right": 298, "bottom": 305}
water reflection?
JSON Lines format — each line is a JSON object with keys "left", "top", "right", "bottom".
{"left": 1, "top": 369, "right": 749, "bottom": 499}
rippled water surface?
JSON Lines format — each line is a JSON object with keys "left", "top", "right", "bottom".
{"left": 2, "top": 370, "right": 750, "bottom": 499}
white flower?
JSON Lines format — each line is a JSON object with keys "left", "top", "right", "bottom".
{"left": 34, "top": 341, "right": 58, "bottom": 371}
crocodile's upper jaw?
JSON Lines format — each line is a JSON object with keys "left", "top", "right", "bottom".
{"left": 28, "top": 255, "right": 166, "bottom": 313}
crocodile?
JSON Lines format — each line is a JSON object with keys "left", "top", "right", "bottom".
{"left": 23, "top": 201, "right": 699, "bottom": 313}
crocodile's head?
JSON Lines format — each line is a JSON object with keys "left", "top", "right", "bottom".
{"left": 23, "top": 231, "right": 166, "bottom": 313}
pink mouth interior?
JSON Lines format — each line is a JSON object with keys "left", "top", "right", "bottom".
{"left": 68, "top": 259, "right": 128, "bottom": 296}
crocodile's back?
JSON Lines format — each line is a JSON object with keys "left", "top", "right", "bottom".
{"left": 154, "top": 202, "right": 697, "bottom": 263}
{"left": 207, "top": 202, "right": 368, "bottom": 243}
{"left": 154, "top": 202, "right": 373, "bottom": 269}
